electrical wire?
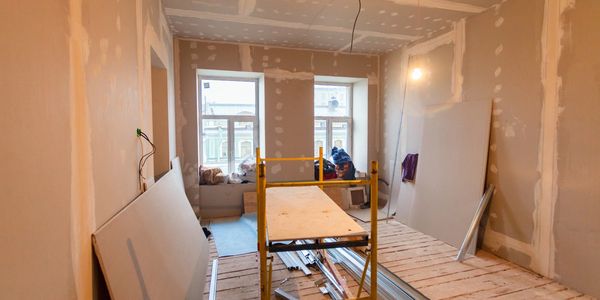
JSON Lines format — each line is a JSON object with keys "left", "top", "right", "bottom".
{"left": 349, "top": 0, "right": 362, "bottom": 53}
{"left": 138, "top": 130, "right": 156, "bottom": 190}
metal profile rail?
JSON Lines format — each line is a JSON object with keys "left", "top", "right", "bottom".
{"left": 256, "top": 146, "right": 379, "bottom": 299}
{"left": 455, "top": 184, "right": 495, "bottom": 262}
{"left": 326, "top": 245, "right": 429, "bottom": 300}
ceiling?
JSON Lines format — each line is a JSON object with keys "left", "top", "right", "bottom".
{"left": 163, "top": 0, "right": 502, "bottom": 54}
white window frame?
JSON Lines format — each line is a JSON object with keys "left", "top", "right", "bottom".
{"left": 198, "top": 76, "right": 259, "bottom": 173}
{"left": 314, "top": 82, "right": 353, "bottom": 158}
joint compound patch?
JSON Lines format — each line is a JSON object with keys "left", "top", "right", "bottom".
{"left": 271, "top": 164, "right": 282, "bottom": 174}
{"left": 275, "top": 115, "right": 283, "bottom": 121}
{"left": 494, "top": 84, "right": 503, "bottom": 93}
{"left": 275, "top": 151, "right": 282, "bottom": 158}
{"left": 191, "top": 53, "right": 198, "bottom": 60}
{"left": 275, "top": 140, "right": 283, "bottom": 147}
{"left": 504, "top": 124, "right": 516, "bottom": 137}
{"left": 274, "top": 127, "right": 284, "bottom": 134}
{"left": 276, "top": 102, "right": 284, "bottom": 110}
{"left": 275, "top": 88, "right": 282, "bottom": 95}
{"left": 495, "top": 44, "right": 504, "bottom": 56}
{"left": 494, "top": 67, "right": 502, "bottom": 77}
{"left": 207, "top": 54, "right": 216, "bottom": 61}
{"left": 490, "top": 164, "right": 499, "bottom": 174}
{"left": 265, "top": 68, "right": 313, "bottom": 81}
{"left": 190, "top": 42, "right": 197, "bottom": 49}
{"left": 495, "top": 17, "right": 504, "bottom": 28}
{"left": 207, "top": 45, "right": 216, "bottom": 50}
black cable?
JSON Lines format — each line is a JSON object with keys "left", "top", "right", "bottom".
{"left": 137, "top": 130, "right": 156, "bottom": 189}
{"left": 349, "top": 0, "right": 362, "bottom": 53}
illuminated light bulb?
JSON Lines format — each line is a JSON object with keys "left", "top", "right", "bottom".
{"left": 411, "top": 68, "right": 423, "bottom": 81}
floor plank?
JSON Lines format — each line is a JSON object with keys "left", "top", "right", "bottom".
{"left": 201, "top": 219, "right": 591, "bottom": 300}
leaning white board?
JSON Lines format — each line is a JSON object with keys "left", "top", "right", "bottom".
{"left": 410, "top": 100, "right": 492, "bottom": 253}
{"left": 93, "top": 159, "right": 209, "bottom": 299}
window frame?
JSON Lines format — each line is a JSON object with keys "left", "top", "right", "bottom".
{"left": 314, "top": 82, "right": 353, "bottom": 158}
{"left": 313, "top": 81, "right": 354, "bottom": 158}
{"left": 198, "top": 76, "right": 260, "bottom": 173}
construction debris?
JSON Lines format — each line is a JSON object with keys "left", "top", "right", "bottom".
{"left": 277, "top": 239, "right": 426, "bottom": 300}
{"left": 274, "top": 288, "right": 298, "bottom": 300}
{"left": 325, "top": 243, "right": 428, "bottom": 300}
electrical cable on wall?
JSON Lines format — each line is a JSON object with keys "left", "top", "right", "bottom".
{"left": 349, "top": 0, "right": 362, "bottom": 53}
{"left": 137, "top": 128, "right": 156, "bottom": 191}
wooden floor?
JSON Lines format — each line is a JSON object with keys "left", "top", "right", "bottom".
{"left": 202, "top": 219, "right": 592, "bottom": 299}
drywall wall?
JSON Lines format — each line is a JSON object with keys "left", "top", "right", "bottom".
{"left": 379, "top": 0, "right": 546, "bottom": 274}
{"left": 0, "top": 1, "right": 75, "bottom": 298}
{"left": 463, "top": 0, "right": 545, "bottom": 268}
{"left": 152, "top": 66, "right": 171, "bottom": 177}
{"left": 381, "top": 1, "right": 600, "bottom": 296}
{"left": 175, "top": 39, "right": 379, "bottom": 217}
{"left": 85, "top": 0, "right": 175, "bottom": 226}
{"left": 0, "top": 0, "right": 175, "bottom": 298}
{"left": 380, "top": 39, "right": 456, "bottom": 222}
{"left": 555, "top": 0, "right": 600, "bottom": 296}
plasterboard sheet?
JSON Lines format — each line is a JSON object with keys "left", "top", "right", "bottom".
{"left": 409, "top": 100, "right": 492, "bottom": 253}
{"left": 92, "top": 162, "right": 209, "bottom": 299}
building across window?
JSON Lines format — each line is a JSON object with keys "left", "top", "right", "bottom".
{"left": 200, "top": 77, "right": 258, "bottom": 173}
{"left": 314, "top": 83, "right": 352, "bottom": 158}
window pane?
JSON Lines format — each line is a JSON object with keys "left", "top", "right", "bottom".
{"left": 314, "top": 84, "right": 350, "bottom": 117}
{"left": 234, "top": 121, "right": 254, "bottom": 169}
{"left": 314, "top": 120, "right": 327, "bottom": 157}
{"left": 332, "top": 121, "right": 349, "bottom": 151}
{"left": 201, "top": 79, "right": 256, "bottom": 116}
{"left": 202, "top": 119, "right": 228, "bottom": 173}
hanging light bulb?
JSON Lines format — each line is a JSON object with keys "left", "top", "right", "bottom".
{"left": 411, "top": 68, "right": 423, "bottom": 81}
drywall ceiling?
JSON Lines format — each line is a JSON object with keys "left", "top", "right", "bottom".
{"left": 164, "top": 0, "right": 502, "bottom": 54}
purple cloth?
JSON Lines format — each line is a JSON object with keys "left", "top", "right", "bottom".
{"left": 401, "top": 153, "right": 419, "bottom": 182}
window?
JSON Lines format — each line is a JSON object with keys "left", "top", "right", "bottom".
{"left": 200, "top": 77, "right": 258, "bottom": 173}
{"left": 314, "top": 83, "right": 352, "bottom": 158}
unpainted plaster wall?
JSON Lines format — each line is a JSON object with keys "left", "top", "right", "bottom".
{"left": 175, "top": 40, "right": 379, "bottom": 217}
{"left": 555, "top": 0, "right": 600, "bottom": 296}
{"left": 0, "top": 0, "right": 175, "bottom": 298}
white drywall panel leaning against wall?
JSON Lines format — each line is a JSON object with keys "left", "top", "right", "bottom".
{"left": 410, "top": 100, "right": 492, "bottom": 252}
{"left": 92, "top": 161, "right": 209, "bottom": 299}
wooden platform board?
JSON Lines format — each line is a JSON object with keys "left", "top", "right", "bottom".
{"left": 200, "top": 219, "right": 591, "bottom": 300}
{"left": 266, "top": 186, "right": 368, "bottom": 242}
